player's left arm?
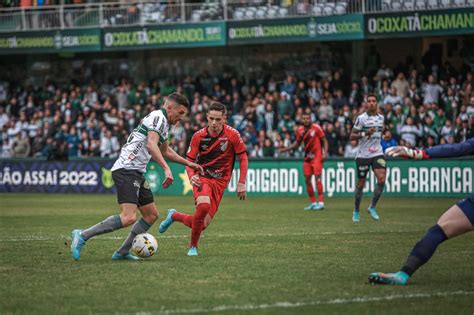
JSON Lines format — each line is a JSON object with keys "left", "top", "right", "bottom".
{"left": 161, "top": 142, "right": 203, "bottom": 174}
{"left": 232, "top": 129, "right": 248, "bottom": 200}
{"left": 321, "top": 136, "right": 329, "bottom": 160}
{"left": 237, "top": 152, "right": 248, "bottom": 200}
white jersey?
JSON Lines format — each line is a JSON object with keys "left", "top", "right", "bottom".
{"left": 111, "top": 109, "right": 169, "bottom": 173}
{"left": 353, "top": 112, "right": 384, "bottom": 159}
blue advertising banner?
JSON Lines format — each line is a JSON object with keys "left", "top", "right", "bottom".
{"left": 0, "top": 160, "right": 115, "bottom": 193}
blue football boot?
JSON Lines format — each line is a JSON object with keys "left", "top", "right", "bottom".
{"left": 159, "top": 209, "right": 177, "bottom": 234}
{"left": 352, "top": 211, "right": 360, "bottom": 222}
{"left": 304, "top": 203, "right": 317, "bottom": 210}
{"left": 368, "top": 271, "right": 410, "bottom": 285}
{"left": 187, "top": 246, "right": 198, "bottom": 257}
{"left": 71, "top": 229, "right": 86, "bottom": 261}
{"left": 368, "top": 207, "right": 380, "bottom": 220}
{"left": 111, "top": 251, "right": 140, "bottom": 261}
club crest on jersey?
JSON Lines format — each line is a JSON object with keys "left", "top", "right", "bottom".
{"left": 201, "top": 144, "right": 209, "bottom": 150}
{"left": 310, "top": 130, "right": 315, "bottom": 137}
{"left": 220, "top": 141, "right": 228, "bottom": 152}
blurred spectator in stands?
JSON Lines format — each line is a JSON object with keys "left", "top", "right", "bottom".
{"left": 400, "top": 117, "right": 421, "bottom": 148}
{"left": 280, "top": 74, "right": 296, "bottom": 98}
{"left": 391, "top": 72, "right": 409, "bottom": 98}
{"left": 349, "top": 82, "right": 363, "bottom": 108}
{"left": 332, "top": 89, "right": 347, "bottom": 112}
{"left": 12, "top": 132, "right": 30, "bottom": 157}
{"left": 343, "top": 139, "right": 358, "bottom": 158}
{"left": 318, "top": 98, "right": 334, "bottom": 123}
{"left": 383, "top": 86, "right": 403, "bottom": 108}
{"left": 440, "top": 119, "right": 454, "bottom": 143}
{"left": 1, "top": 138, "right": 12, "bottom": 158}
{"left": 422, "top": 74, "right": 443, "bottom": 105}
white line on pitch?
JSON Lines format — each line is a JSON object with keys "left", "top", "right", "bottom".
{"left": 0, "top": 230, "right": 426, "bottom": 242}
{"left": 150, "top": 290, "right": 474, "bottom": 314}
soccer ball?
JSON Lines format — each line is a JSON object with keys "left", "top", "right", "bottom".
{"left": 132, "top": 233, "right": 158, "bottom": 258}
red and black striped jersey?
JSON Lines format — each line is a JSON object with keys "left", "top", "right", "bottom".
{"left": 187, "top": 125, "right": 246, "bottom": 182}
{"left": 296, "top": 123, "right": 325, "bottom": 162}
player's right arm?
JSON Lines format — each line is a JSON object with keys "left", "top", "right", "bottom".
{"left": 350, "top": 115, "right": 374, "bottom": 141}
{"left": 147, "top": 131, "right": 173, "bottom": 188}
{"left": 279, "top": 130, "right": 302, "bottom": 153}
{"left": 185, "top": 132, "right": 202, "bottom": 188}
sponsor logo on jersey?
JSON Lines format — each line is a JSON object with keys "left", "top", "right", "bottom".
{"left": 310, "top": 130, "right": 315, "bottom": 137}
{"left": 206, "top": 169, "right": 223, "bottom": 179}
{"left": 201, "top": 137, "right": 211, "bottom": 142}
{"left": 201, "top": 144, "right": 209, "bottom": 150}
{"left": 220, "top": 141, "right": 228, "bottom": 152}
{"left": 133, "top": 180, "right": 140, "bottom": 188}
{"left": 219, "top": 137, "right": 228, "bottom": 141}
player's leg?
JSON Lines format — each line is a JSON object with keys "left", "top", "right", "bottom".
{"left": 113, "top": 180, "right": 157, "bottom": 260}
{"left": 188, "top": 195, "right": 211, "bottom": 256}
{"left": 303, "top": 162, "right": 317, "bottom": 210}
{"left": 353, "top": 158, "right": 368, "bottom": 222}
{"left": 71, "top": 203, "right": 135, "bottom": 261}
{"left": 313, "top": 159, "right": 324, "bottom": 210}
{"left": 114, "top": 204, "right": 158, "bottom": 259}
{"left": 367, "top": 157, "right": 386, "bottom": 220}
{"left": 369, "top": 195, "right": 474, "bottom": 285}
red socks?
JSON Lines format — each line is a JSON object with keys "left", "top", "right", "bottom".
{"left": 171, "top": 212, "right": 193, "bottom": 228}
{"left": 190, "top": 203, "right": 210, "bottom": 247}
{"left": 306, "top": 179, "right": 316, "bottom": 203}
{"left": 316, "top": 179, "right": 324, "bottom": 202}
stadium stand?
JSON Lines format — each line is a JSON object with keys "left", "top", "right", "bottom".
{"left": 0, "top": 60, "right": 473, "bottom": 160}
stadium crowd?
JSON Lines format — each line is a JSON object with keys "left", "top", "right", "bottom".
{"left": 0, "top": 60, "right": 473, "bottom": 160}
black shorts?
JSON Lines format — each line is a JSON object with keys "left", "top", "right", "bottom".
{"left": 457, "top": 193, "right": 474, "bottom": 226}
{"left": 112, "top": 168, "right": 154, "bottom": 206}
{"left": 355, "top": 155, "right": 386, "bottom": 179}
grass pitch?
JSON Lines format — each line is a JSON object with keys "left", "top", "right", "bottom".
{"left": 0, "top": 194, "right": 473, "bottom": 314}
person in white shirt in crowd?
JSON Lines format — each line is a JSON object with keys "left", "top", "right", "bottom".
{"left": 400, "top": 117, "right": 422, "bottom": 147}
{"left": 422, "top": 75, "right": 443, "bottom": 105}
{"left": 383, "top": 86, "right": 403, "bottom": 108}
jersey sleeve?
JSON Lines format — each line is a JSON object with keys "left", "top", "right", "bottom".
{"left": 231, "top": 129, "right": 246, "bottom": 155}
{"left": 315, "top": 125, "right": 325, "bottom": 138}
{"left": 186, "top": 133, "right": 200, "bottom": 161}
{"left": 142, "top": 112, "right": 168, "bottom": 142}
{"left": 295, "top": 128, "right": 302, "bottom": 142}
{"left": 353, "top": 115, "right": 363, "bottom": 131}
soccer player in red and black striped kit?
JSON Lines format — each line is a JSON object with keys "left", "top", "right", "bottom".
{"left": 280, "top": 113, "right": 328, "bottom": 210}
{"left": 159, "top": 102, "right": 248, "bottom": 256}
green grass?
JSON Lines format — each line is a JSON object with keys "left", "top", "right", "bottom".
{"left": 0, "top": 194, "right": 473, "bottom": 314}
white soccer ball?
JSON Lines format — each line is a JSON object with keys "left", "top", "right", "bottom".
{"left": 132, "top": 233, "right": 158, "bottom": 258}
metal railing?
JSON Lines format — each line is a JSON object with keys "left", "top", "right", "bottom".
{"left": 0, "top": 0, "right": 472, "bottom": 32}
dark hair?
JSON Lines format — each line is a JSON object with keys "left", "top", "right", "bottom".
{"left": 208, "top": 102, "right": 226, "bottom": 114}
{"left": 367, "top": 93, "right": 377, "bottom": 101}
{"left": 167, "top": 92, "right": 189, "bottom": 108}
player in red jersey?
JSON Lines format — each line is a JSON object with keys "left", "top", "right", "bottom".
{"left": 280, "top": 113, "right": 328, "bottom": 210}
{"left": 158, "top": 102, "right": 248, "bottom": 256}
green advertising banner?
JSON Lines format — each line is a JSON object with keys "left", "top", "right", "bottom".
{"left": 227, "top": 14, "right": 364, "bottom": 45}
{"left": 365, "top": 8, "right": 474, "bottom": 38}
{"left": 102, "top": 22, "right": 226, "bottom": 50}
{"left": 143, "top": 159, "right": 473, "bottom": 198}
{"left": 0, "top": 29, "right": 101, "bottom": 54}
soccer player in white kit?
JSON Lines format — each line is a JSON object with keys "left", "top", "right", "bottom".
{"left": 350, "top": 94, "right": 387, "bottom": 222}
{"left": 70, "top": 93, "right": 203, "bottom": 261}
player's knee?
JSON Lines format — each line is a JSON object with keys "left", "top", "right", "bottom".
{"left": 121, "top": 213, "right": 137, "bottom": 227}
{"left": 144, "top": 211, "right": 158, "bottom": 224}
{"left": 377, "top": 179, "right": 386, "bottom": 186}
